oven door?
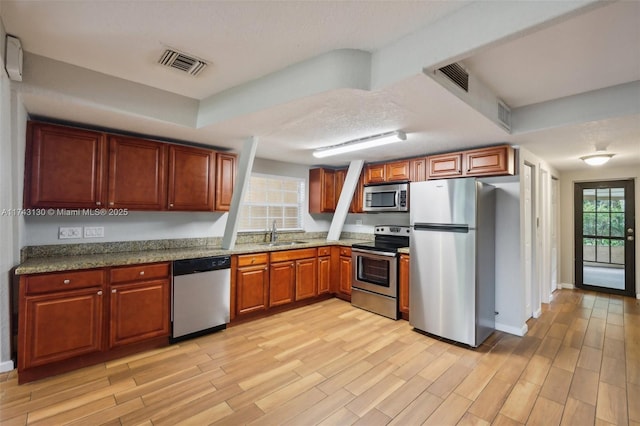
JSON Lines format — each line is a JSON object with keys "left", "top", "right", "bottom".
{"left": 352, "top": 248, "right": 398, "bottom": 298}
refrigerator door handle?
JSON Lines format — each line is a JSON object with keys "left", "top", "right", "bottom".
{"left": 413, "top": 223, "right": 470, "bottom": 233}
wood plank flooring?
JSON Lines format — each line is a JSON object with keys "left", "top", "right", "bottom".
{"left": 1, "top": 288, "right": 639, "bottom": 425}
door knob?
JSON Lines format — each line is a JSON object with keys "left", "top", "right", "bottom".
{"left": 628, "top": 228, "right": 634, "bottom": 234}
{"left": 628, "top": 236, "right": 634, "bottom": 241}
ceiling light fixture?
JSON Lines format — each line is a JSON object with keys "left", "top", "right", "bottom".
{"left": 312, "top": 131, "right": 407, "bottom": 158}
{"left": 580, "top": 152, "right": 615, "bottom": 166}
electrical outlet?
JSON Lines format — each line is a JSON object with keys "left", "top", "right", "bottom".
{"left": 84, "top": 226, "right": 105, "bottom": 238}
{"left": 59, "top": 226, "right": 82, "bottom": 239}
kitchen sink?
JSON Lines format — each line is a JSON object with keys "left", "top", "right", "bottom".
{"left": 260, "top": 241, "right": 308, "bottom": 247}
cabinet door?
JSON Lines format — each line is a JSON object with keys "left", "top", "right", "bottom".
{"left": 409, "top": 157, "right": 426, "bottom": 182}
{"left": 317, "top": 255, "right": 331, "bottom": 295}
{"left": 464, "top": 145, "right": 514, "bottom": 176}
{"left": 365, "top": 164, "right": 385, "bottom": 184}
{"left": 339, "top": 256, "right": 352, "bottom": 296}
{"left": 107, "top": 136, "right": 167, "bottom": 210}
{"left": 236, "top": 264, "right": 269, "bottom": 315}
{"left": 295, "top": 258, "right": 317, "bottom": 301}
{"left": 269, "top": 261, "right": 295, "bottom": 307}
{"left": 385, "top": 160, "right": 410, "bottom": 182}
{"left": 215, "top": 153, "right": 236, "bottom": 211}
{"left": 309, "top": 168, "right": 336, "bottom": 213}
{"left": 335, "top": 169, "right": 346, "bottom": 207}
{"left": 168, "top": 145, "right": 215, "bottom": 211}
{"left": 399, "top": 254, "right": 410, "bottom": 316}
{"left": 350, "top": 172, "right": 364, "bottom": 213}
{"left": 19, "top": 288, "right": 104, "bottom": 369}
{"left": 427, "top": 153, "right": 463, "bottom": 179}
{"left": 109, "top": 279, "right": 170, "bottom": 348}
{"left": 25, "top": 121, "right": 106, "bottom": 209}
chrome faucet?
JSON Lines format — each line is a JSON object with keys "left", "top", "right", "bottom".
{"left": 270, "top": 220, "right": 278, "bottom": 242}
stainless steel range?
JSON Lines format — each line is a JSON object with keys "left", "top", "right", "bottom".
{"left": 351, "top": 225, "right": 410, "bottom": 320}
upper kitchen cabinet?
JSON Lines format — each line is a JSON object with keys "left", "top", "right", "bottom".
{"left": 385, "top": 160, "right": 411, "bottom": 182}
{"left": 427, "top": 145, "right": 515, "bottom": 179}
{"left": 215, "top": 153, "right": 237, "bottom": 211}
{"left": 464, "top": 145, "right": 515, "bottom": 177}
{"left": 107, "top": 135, "right": 167, "bottom": 210}
{"left": 364, "top": 163, "right": 385, "bottom": 184}
{"left": 24, "top": 121, "right": 107, "bottom": 209}
{"left": 168, "top": 145, "right": 215, "bottom": 211}
{"left": 309, "top": 168, "right": 336, "bottom": 213}
{"left": 409, "top": 157, "right": 427, "bottom": 182}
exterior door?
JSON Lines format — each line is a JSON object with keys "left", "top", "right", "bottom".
{"left": 575, "top": 180, "right": 636, "bottom": 296}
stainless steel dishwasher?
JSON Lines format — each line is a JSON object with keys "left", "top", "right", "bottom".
{"left": 171, "top": 255, "right": 231, "bottom": 343}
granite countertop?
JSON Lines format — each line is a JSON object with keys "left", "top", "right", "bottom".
{"left": 15, "top": 238, "right": 367, "bottom": 275}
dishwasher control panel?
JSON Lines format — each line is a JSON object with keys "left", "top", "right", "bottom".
{"left": 173, "top": 256, "right": 231, "bottom": 276}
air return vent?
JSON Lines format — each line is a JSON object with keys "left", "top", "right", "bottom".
{"left": 497, "top": 100, "right": 512, "bottom": 132}
{"left": 159, "top": 49, "right": 207, "bottom": 76}
{"left": 438, "top": 63, "right": 468, "bottom": 92}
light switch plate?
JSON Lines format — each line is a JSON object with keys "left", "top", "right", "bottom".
{"left": 84, "top": 226, "right": 105, "bottom": 238}
{"left": 59, "top": 226, "right": 82, "bottom": 239}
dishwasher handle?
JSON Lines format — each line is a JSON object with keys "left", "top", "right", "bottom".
{"left": 173, "top": 256, "right": 231, "bottom": 276}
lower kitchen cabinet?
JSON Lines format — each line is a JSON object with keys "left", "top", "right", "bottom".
{"left": 108, "top": 263, "right": 170, "bottom": 348}
{"left": 269, "top": 261, "right": 295, "bottom": 307}
{"left": 236, "top": 255, "right": 270, "bottom": 316}
{"left": 317, "top": 247, "right": 331, "bottom": 295}
{"left": 295, "top": 257, "right": 317, "bottom": 301}
{"left": 17, "top": 262, "right": 170, "bottom": 383}
{"left": 399, "top": 254, "right": 410, "bottom": 318}
{"left": 270, "top": 248, "right": 318, "bottom": 303}
{"left": 337, "top": 247, "right": 352, "bottom": 297}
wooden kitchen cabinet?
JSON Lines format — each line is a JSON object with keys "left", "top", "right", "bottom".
{"left": 385, "top": 160, "right": 411, "bottom": 182}
{"left": 295, "top": 257, "right": 318, "bottom": 301}
{"left": 464, "top": 145, "right": 515, "bottom": 176}
{"left": 399, "top": 254, "right": 410, "bottom": 319}
{"left": 168, "top": 145, "right": 215, "bottom": 211}
{"left": 427, "top": 152, "right": 463, "bottom": 179}
{"left": 309, "top": 168, "right": 336, "bottom": 213}
{"left": 409, "top": 157, "right": 426, "bottom": 182}
{"left": 335, "top": 168, "right": 346, "bottom": 207}
{"left": 364, "top": 163, "right": 386, "bottom": 184}
{"left": 338, "top": 247, "right": 352, "bottom": 297}
{"left": 215, "top": 152, "right": 237, "bottom": 211}
{"left": 24, "top": 121, "right": 107, "bottom": 209}
{"left": 269, "top": 261, "right": 295, "bottom": 307}
{"left": 350, "top": 172, "right": 365, "bottom": 213}
{"left": 108, "top": 263, "right": 170, "bottom": 348}
{"left": 235, "top": 254, "right": 269, "bottom": 316}
{"left": 270, "top": 248, "right": 318, "bottom": 302}
{"left": 107, "top": 135, "right": 167, "bottom": 210}
{"left": 18, "top": 269, "right": 106, "bottom": 371}
{"left": 317, "top": 247, "right": 331, "bottom": 295}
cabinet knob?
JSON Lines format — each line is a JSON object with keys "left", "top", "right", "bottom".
{"left": 251, "top": 258, "right": 255, "bottom": 264}
{"left": 139, "top": 271, "right": 145, "bottom": 276}
{"left": 109, "top": 202, "right": 114, "bottom": 206}
{"left": 264, "top": 267, "right": 268, "bottom": 271}
{"left": 97, "top": 291, "right": 103, "bottom": 296}
{"left": 96, "top": 201, "right": 101, "bottom": 206}
{"left": 291, "top": 264, "right": 294, "bottom": 268}
{"left": 112, "top": 289, "right": 117, "bottom": 293}
{"left": 169, "top": 203, "right": 174, "bottom": 208}
{"left": 63, "top": 279, "right": 70, "bottom": 284}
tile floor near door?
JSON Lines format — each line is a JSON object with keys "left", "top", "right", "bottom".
{"left": 1, "top": 289, "right": 639, "bottom": 425}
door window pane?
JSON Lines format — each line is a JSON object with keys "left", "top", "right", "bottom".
{"left": 583, "top": 213, "right": 596, "bottom": 235}
{"left": 596, "top": 239, "right": 610, "bottom": 263}
{"left": 583, "top": 238, "right": 595, "bottom": 262}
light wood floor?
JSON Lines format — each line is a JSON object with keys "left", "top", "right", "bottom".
{"left": 1, "top": 288, "right": 639, "bottom": 425}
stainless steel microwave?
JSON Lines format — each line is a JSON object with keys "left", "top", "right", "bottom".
{"left": 363, "top": 182, "right": 409, "bottom": 212}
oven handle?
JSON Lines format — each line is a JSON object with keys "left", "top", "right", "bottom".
{"left": 351, "top": 248, "right": 398, "bottom": 258}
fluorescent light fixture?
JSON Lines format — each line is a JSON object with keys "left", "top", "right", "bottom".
{"left": 580, "top": 153, "right": 614, "bottom": 166}
{"left": 313, "top": 131, "right": 406, "bottom": 158}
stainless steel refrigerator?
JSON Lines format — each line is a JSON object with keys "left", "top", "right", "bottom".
{"left": 409, "top": 178, "right": 495, "bottom": 347}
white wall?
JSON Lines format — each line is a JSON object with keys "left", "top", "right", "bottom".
{"left": 559, "top": 166, "right": 640, "bottom": 298}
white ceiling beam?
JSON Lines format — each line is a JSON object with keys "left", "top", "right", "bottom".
{"left": 327, "top": 160, "right": 364, "bottom": 242}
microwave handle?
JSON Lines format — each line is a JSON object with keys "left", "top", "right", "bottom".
{"left": 395, "top": 190, "right": 399, "bottom": 208}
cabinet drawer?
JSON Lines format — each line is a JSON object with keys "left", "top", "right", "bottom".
{"left": 24, "top": 269, "right": 105, "bottom": 294}
{"left": 317, "top": 247, "right": 331, "bottom": 256}
{"left": 270, "top": 248, "right": 317, "bottom": 263}
{"left": 237, "top": 253, "right": 268, "bottom": 267}
{"left": 110, "top": 262, "right": 170, "bottom": 284}
{"left": 339, "top": 247, "right": 352, "bottom": 257}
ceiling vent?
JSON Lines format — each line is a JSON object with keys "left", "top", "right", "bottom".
{"left": 438, "top": 63, "right": 468, "bottom": 92}
{"left": 159, "top": 49, "right": 207, "bottom": 76}
{"left": 497, "top": 100, "right": 512, "bottom": 132}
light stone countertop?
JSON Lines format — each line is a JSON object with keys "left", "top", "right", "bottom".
{"left": 15, "top": 239, "right": 367, "bottom": 275}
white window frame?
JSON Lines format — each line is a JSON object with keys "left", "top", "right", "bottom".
{"left": 238, "top": 173, "right": 305, "bottom": 232}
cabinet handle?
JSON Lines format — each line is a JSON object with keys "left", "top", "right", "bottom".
{"left": 97, "top": 291, "right": 103, "bottom": 296}
{"left": 139, "top": 271, "right": 145, "bottom": 276}
{"left": 63, "top": 279, "right": 70, "bottom": 284}
{"left": 251, "top": 258, "right": 256, "bottom": 264}
{"left": 112, "top": 289, "right": 117, "bottom": 293}
{"left": 96, "top": 201, "right": 101, "bottom": 206}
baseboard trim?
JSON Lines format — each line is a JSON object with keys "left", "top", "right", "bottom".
{"left": 0, "top": 359, "right": 15, "bottom": 373}
{"left": 636, "top": 293, "right": 639, "bottom": 300}
{"left": 495, "top": 322, "right": 528, "bottom": 337}
{"left": 559, "top": 282, "right": 575, "bottom": 289}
